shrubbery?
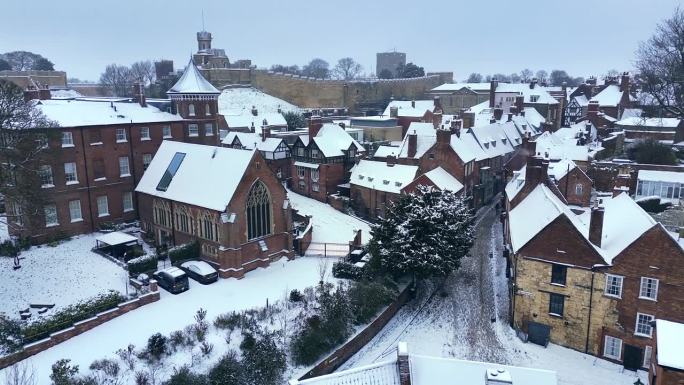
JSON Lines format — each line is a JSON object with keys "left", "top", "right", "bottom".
{"left": 0, "top": 314, "right": 22, "bottom": 354}
{"left": 348, "top": 280, "right": 396, "bottom": 324}
{"left": 22, "top": 291, "right": 126, "bottom": 344}
{"left": 168, "top": 241, "right": 199, "bottom": 265}
{"left": 127, "top": 254, "right": 157, "bottom": 276}
{"left": 332, "top": 261, "right": 364, "bottom": 280}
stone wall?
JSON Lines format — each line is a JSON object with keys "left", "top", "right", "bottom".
{"left": 0, "top": 70, "right": 67, "bottom": 88}
{"left": 0, "top": 286, "right": 160, "bottom": 369}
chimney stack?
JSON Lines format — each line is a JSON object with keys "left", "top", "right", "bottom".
{"left": 620, "top": 72, "right": 630, "bottom": 93}
{"left": 397, "top": 342, "right": 411, "bottom": 385}
{"left": 529, "top": 77, "right": 538, "bottom": 89}
{"left": 407, "top": 130, "right": 417, "bottom": 158}
{"left": 463, "top": 112, "right": 475, "bottom": 128}
{"left": 515, "top": 95, "right": 524, "bottom": 115}
{"left": 308, "top": 116, "right": 323, "bottom": 140}
{"left": 450, "top": 119, "right": 462, "bottom": 137}
{"left": 433, "top": 96, "right": 442, "bottom": 111}
{"left": 411, "top": 100, "right": 415, "bottom": 108}
{"left": 432, "top": 111, "right": 443, "bottom": 129}
{"left": 251, "top": 105, "right": 258, "bottom": 116}
{"left": 489, "top": 78, "right": 498, "bottom": 108}
{"left": 390, "top": 106, "right": 399, "bottom": 118}
{"left": 386, "top": 154, "right": 396, "bottom": 167}
{"left": 436, "top": 126, "right": 451, "bottom": 145}
{"left": 588, "top": 100, "right": 599, "bottom": 118}
{"left": 493, "top": 107, "right": 503, "bottom": 121}
{"left": 132, "top": 82, "right": 146, "bottom": 107}
{"left": 261, "top": 127, "right": 271, "bottom": 142}
{"left": 509, "top": 105, "right": 518, "bottom": 115}
{"left": 507, "top": 113, "right": 513, "bottom": 122}
{"left": 525, "top": 157, "right": 543, "bottom": 186}
{"left": 589, "top": 202, "right": 605, "bottom": 247}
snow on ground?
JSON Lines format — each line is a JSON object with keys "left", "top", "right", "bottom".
{"left": 0, "top": 233, "right": 126, "bottom": 319}
{"left": 0, "top": 218, "right": 10, "bottom": 242}
{"left": 218, "top": 87, "right": 300, "bottom": 115}
{"left": 287, "top": 190, "right": 371, "bottom": 245}
{"left": 2, "top": 256, "right": 334, "bottom": 384}
{"left": 338, "top": 205, "right": 648, "bottom": 385}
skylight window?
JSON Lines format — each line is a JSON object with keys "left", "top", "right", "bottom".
{"left": 156, "top": 152, "right": 186, "bottom": 191}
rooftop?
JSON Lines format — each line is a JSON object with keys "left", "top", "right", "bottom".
{"left": 35, "top": 98, "right": 182, "bottom": 127}
{"left": 168, "top": 59, "right": 220, "bottom": 95}
{"left": 350, "top": 160, "right": 418, "bottom": 194}
{"left": 655, "top": 319, "right": 684, "bottom": 370}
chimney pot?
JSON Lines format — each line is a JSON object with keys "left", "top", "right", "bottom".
{"left": 408, "top": 130, "right": 417, "bottom": 158}
{"left": 489, "top": 79, "right": 498, "bottom": 108}
{"left": 589, "top": 204, "right": 605, "bottom": 247}
{"left": 397, "top": 342, "right": 411, "bottom": 385}
{"left": 390, "top": 106, "right": 399, "bottom": 118}
{"left": 386, "top": 154, "right": 396, "bottom": 167}
{"left": 493, "top": 107, "right": 503, "bottom": 121}
{"left": 308, "top": 116, "right": 323, "bottom": 140}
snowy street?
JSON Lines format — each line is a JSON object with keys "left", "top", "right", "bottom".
{"left": 338, "top": 201, "right": 649, "bottom": 385}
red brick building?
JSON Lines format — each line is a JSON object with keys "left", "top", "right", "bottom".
{"left": 222, "top": 129, "right": 291, "bottom": 181}
{"left": 650, "top": 320, "right": 684, "bottom": 385}
{"left": 135, "top": 141, "right": 294, "bottom": 278}
{"left": 290, "top": 118, "right": 365, "bottom": 202}
{"left": 8, "top": 60, "right": 222, "bottom": 243}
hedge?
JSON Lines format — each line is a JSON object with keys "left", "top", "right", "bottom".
{"left": 332, "top": 261, "right": 364, "bottom": 280}
{"left": 127, "top": 254, "right": 157, "bottom": 276}
{"left": 169, "top": 241, "right": 200, "bottom": 265}
{"left": 21, "top": 291, "right": 126, "bottom": 345}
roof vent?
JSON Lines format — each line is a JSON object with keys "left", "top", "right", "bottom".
{"left": 485, "top": 368, "right": 512, "bottom": 385}
{"left": 383, "top": 180, "right": 390, "bottom": 185}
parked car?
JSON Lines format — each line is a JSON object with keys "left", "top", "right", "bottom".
{"left": 180, "top": 260, "right": 219, "bottom": 284}
{"left": 153, "top": 267, "right": 189, "bottom": 294}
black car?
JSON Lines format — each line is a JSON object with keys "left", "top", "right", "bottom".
{"left": 153, "top": 267, "right": 189, "bottom": 294}
{"left": 180, "top": 260, "right": 219, "bottom": 284}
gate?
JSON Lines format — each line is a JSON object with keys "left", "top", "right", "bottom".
{"left": 527, "top": 321, "right": 551, "bottom": 347}
{"left": 304, "top": 242, "right": 350, "bottom": 258}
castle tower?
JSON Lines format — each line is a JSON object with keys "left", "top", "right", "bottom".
{"left": 167, "top": 58, "right": 221, "bottom": 145}
{"left": 197, "top": 31, "right": 212, "bottom": 52}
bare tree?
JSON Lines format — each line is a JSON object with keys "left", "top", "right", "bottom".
{"left": 333, "top": 57, "right": 363, "bottom": 80}
{"left": 635, "top": 7, "right": 684, "bottom": 118}
{"left": 317, "top": 257, "right": 330, "bottom": 284}
{"left": 130, "top": 61, "right": 156, "bottom": 86}
{"left": 604, "top": 69, "right": 620, "bottom": 79}
{"left": 0, "top": 80, "right": 58, "bottom": 234}
{"left": 520, "top": 69, "right": 533, "bottom": 82}
{"left": 301, "top": 58, "right": 330, "bottom": 79}
{"left": 99, "top": 64, "right": 134, "bottom": 96}
{"left": 4, "top": 362, "right": 36, "bottom": 385}
{"left": 535, "top": 70, "right": 548, "bottom": 83}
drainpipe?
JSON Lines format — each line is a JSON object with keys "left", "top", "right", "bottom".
{"left": 79, "top": 127, "right": 95, "bottom": 232}
{"left": 585, "top": 269, "right": 596, "bottom": 353}
{"left": 126, "top": 124, "right": 138, "bottom": 221}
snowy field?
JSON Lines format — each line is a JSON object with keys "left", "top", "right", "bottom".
{"left": 0, "top": 233, "right": 126, "bottom": 319}
{"left": 287, "top": 190, "right": 371, "bottom": 245}
{"left": 218, "top": 87, "right": 300, "bottom": 115}
{"left": 2, "top": 256, "right": 334, "bottom": 384}
{"left": 338, "top": 206, "right": 648, "bottom": 385}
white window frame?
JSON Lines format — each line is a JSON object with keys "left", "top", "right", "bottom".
{"left": 604, "top": 274, "right": 623, "bottom": 298}
{"left": 39, "top": 165, "right": 54, "bottom": 187}
{"left": 64, "top": 162, "right": 78, "bottom": 184}
{"left": 188, "top": 124, "right": 199, "bottom": 137}
{"left": 116, "top": 128, "right": 127, "bottom": 143}
{"left": 118, "top": 157, "right": 130, "bottom": 177}
{"left": 603, "top": 335, "right": 622, "bottom": 360}
{"left": 69, "top": 200, "right": 83, "bottom": 222}
{"left": 635, "top": 313, "right": 654, "bottom": 337}
{"left": 97, "top": 195, "right": 109, "bottom": 217}
{"left": 575, "top": 183, "right": 583, "bottom": 195}
{"left": 61, "top": 131, "right": 74, "bottom": 147}
{"left": 122, "top": 192, "right": 134, "bottom": 212}
{"left": 140, "top": 127, "right": 150, "bottom": 141}
{"left": 44, "top": 204, "right": 58, "bottom": 227}
{"left": 311, "top": 169, "right": 319, "bottom": 182}
{"left": 143, "top": 153, "right": 152, "bottom": 170}
{"left": 188, "top": 103, "right": 196, "bottom": 117}
{"left": 297, "top": 166, "right": 305, "bottom": 178}
{"left": 162, "top": 126, "right": 172, "bottom": 138}
{"left": 643, "top": 345, "right": 653, "bottom": 368}
{"left": 639, "top": 277, "right": 658, "bottom": 301}
{"left": 204, "top": 123, "right": 213, "bottom": 136}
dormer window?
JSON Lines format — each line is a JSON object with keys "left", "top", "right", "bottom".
{"left": 188, "top": 103, "right": 196, "bottom": 117}
{"left": 383, "top": 180, "right": 390, "bottom": 185}
{"left": 311, "top": 149, "right": 320, "bottom": 159}
{"left": 530, "top": 95, "right": 540, "bottom": 103}
{"left": 358, "top": 175, "right": 364, "bottom": 180}
{"left": 368, "top": 177, "right": 374, "bottom": 182}
{"left": 395, "top": 182, "right": 402, "bottom": 187}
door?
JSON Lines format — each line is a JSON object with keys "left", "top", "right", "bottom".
{"left": 623, "top": 344, "right": 643, "bottom": 371}
{"left": 527, "top": 322, "right": 551, "bottom": 347}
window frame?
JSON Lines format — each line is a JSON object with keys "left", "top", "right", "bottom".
{"left": 639, "top": 277, "right": 659, "bottom": 301}
{"left": 143, "top": 153, "right": 153, "bottom": 170}
{"left": 635, "top": 313, "right": 654, "bottom": 337}
{"left": 96, "top": 195, "right": 109, "bottom": 217}
{"left": 61, "top": 131, "right": 74, "bottom": 147}
{"left": 188, "top": 103, "right": 196, "bottom": 117}
{"left": 39, "top": 165, "right": 54, "bottom": 187}
{"left": 204, "top": 122, "right": 213, "bottom": 136}
{"left": 604, "top": 274, "right": 624, "bottom": 298}
{"left": 44, "top": 204, "right": 58, "bottom": 227}
{"left": 575, "top": 183, "right": 583, "bottom": 195}
{"left": 69, "top": 200, "right": 83, "bottom": 222}
{"left": 140, "top": 127, "right": 151, "bottom": 141}
{"left": 64, "top": 162, "right": 78, "bottom": 184}
{"left": 115, "top": 128, "right": 127, "bottom": 143}
{"left": 548, "top": 293, "right": 565, "bottom": 317}
{"left": 188, "top": 124, "right": 199, "bottom": 137}
{"left": 603, "top": 335, "right": 622, "bottom": 360}
{"left": 162, "top": 126, "right": 172, "bottom": 138}
{"left": 122, "top": 192, "right": 134, "bottom": 213}
{"left": 643, "top": 345, "right": 653, "bottom": 368}
{"left": 551, "top": 264, "right": 567, "bottom": 286}
{"left": 118, "top": 156, "right": 131, "bottom": 177}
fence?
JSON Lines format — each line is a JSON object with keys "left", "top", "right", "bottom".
{"left": 304, "top": 242, "right": 352, "bottom": 258}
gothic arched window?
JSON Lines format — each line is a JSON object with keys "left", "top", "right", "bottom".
{"left": 188, "top": 103, "right": 196, "bottom": 117}
{"left": 246, "top": 181, "right": 271, "bottom": 240}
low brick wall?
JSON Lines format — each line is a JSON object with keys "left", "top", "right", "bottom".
{"left": 0, "top": 285, "right": 160, "bottom": 369}
{"left": 298, "top": 283, "right": 413, "bottom": 380}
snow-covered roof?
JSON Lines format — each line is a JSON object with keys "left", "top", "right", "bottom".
{"left": 292, "top": 360, "right": 400, "bottom": 385}
{"left": 218, "top": 87, "right": 300, "bottom": 116}
{"left": 573, "top": 94, "right": 589, "bottom": 107}
{"left": 50, "top": 88, "right": 83, "bottom": 99}
{"left": 135, "top": 141, "right": 254, "bottom": 211}
{"left": 655, "top": 319, "right": 684, "bottom": 370}
{"left": 223, "top": 112, "right": 287, "bottom": 130}
{"left": 620, "top": 108, "right": 643, "bottom": 119}
{"left": 410, "top": 354, "right": 557, "bottom": 385}
{"left": 382, "top": 100, "right": 434, "bottom": 117}
{"left": 311, "top": 123, "right": 365, "bottom": 158}
{"left": 222, "top": 131, "right": 284, "bottom": 152}
{"left": 431, "top": 82, "right": 490, "bottom": 92}
{"left": 350, "top": 160, "right": 418, "bottom": 194}
{"left": 35, "top": 99, "right": 183, "bottom": 127}
{"left": 589, "top": 85, "right": 623, "bottom": 107}
{"left": 510, "top": 184, "right": 658, "bottom": 264}
{"left": 505, "top": 166, "right": 527, "bottom": 200}
{"left": 494, "top": 83, "right": 559, "bottom": 105}
{"left": 398, "top": 122, "right": 438, "bottom": 159}
{"left": 373, "top": 145, "right": 400, "bottom": 158}
{"left": 168, "top": 59, "right": 220, "bottom": 95}
{"left": 534, "top": 132, "right": 594, "bottom": 162}
{"left": 616, "top": 117, "right": 681, "bottom": 129}
{"left": 547, "top": 159, "right": 578, "bottom": 181}
{"left": 95, "top": 231, "right": 138, "bottom": 246}
{"left": 465, "top": 101, "right": 544, "bottom": 132}
{"left": 422, "top": 167, "right": 464, "bottom": 193}
{"left": 638, "top": 170, "right": 684, "bottom": 184}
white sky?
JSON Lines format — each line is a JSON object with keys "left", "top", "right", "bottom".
{"left": 0, "top": 0, "right": 680, "bottom": 82}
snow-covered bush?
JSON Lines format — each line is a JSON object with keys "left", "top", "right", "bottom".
{"left": 168, "top": 241, "right": 199, "bottom": 265}
{"left": 144, "top": 333, "right": 167, "bottom": 362}
{"left": 168, "top": 329, "right": 193, "bottom": 351}
{"left": 163, "top": 365, "right": 206, "bottom": 385}
{"left": 288, "top": 289, "right": 303, "bottom": 302}
{"left": 332, "top": 261, "right": 364, "bottom": 280}
{"left": 207, "top": 351, "right": 243, "bottom": 385}
{"left": 241, "top": 331, "right": 286, "bottom": 385}
{"left": 89, "top": 358, "right": 121, "bottom": 385}
{"left": 213, "top": 312, "right": 241, "bottom": 331}
{"left": 0, "top": 314, "right": 22, "bottom": 354}
{"left": 348, "top": 280, "right": 396, "bottom": 324}
{"left": 126, "top": 254, "right": 156, "bottom": 276}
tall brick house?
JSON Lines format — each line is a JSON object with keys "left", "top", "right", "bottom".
{"left": 8, "top": 60, "right": 222, "bottom": 243}
{"left": 135, "top": 141, "right": 294, "bottom": 279}
{"left": 222, "top": 129, "right": 291, "bottom": 181}
{"left": 506, "top": 180, "right": 684, "bottom": 371}
{"left": 290, "top": 118, "right": 365, "bottom": 202}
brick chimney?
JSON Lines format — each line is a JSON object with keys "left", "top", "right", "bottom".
{"left": 390, "top": 106, "right": 399, "bottom": 118}
{"left": 261, "top": 127, "right": 271, "bottom": 142}
{"left": 529, "top": 77, "right": 538, "bottom": 89}
{"left": 493, "top": 108, "right": 503, "bottom": 121}
{"left": 589, "top": 203, "right": 604, "bottom": 247}
{"left": 411, "top": 100, "right": 415, "bottom": 108}
{"left": 450, "top": 119, "right": 462, "bottom": 137}
{"left": 489, "top": 78, "right": 498, "bottom": 108}
{"left": 507, "top": 113, "right": 513, "bottom": 122}
{"left": 620, "top": 72, "right": 630, "bottom": 93}
{"left": 462, "top": 112, "right": 475, "bottom": 128}
{"left": 397, "top": 342, "right": 411, "bottom": 385}
{"left": 432, "top": 111, "right": 443, "bottom": 129}
{"left": 510, "top": 105, "right": 518, "bottom": 115}
{"left": 407, "top": 130, "right": 417, "bottom": 158}
{"left": 251, "top": 105, "right": 258, "bottom": 116}
{"left": 308, "top": 116, "right": 323, "bottom": 140}
{"left": 436, "top": 126, "right": 450, "bottom": 145}
{"left": 433, "top": 96, "right": 442, "bottom": 112}
{"left": 132, "top": 82, "right": 146, "bottom": 107}
{"left": 588, "top": 100, "right": 599, "bottom": 117}
{"left": 386, "top": 154, "right": 396, "bottom": 167}
{"left": 515, "top": 95, "right": 524, "bottom": 114}
{"left": 525, "top": 157, "right": 543, "bottom": 186}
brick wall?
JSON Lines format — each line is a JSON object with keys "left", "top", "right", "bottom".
{"left": 556, "top": 168, "right": 592, "bottom": 206}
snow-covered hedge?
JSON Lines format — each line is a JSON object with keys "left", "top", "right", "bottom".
{"left": 169, "top": 241, "right": 200, "bottom": 265}
{"left": 332, "top": 261, "right": 364, "bottom": 280}
{"left": 127, "top": 254, "right": 157, "bottom": 276}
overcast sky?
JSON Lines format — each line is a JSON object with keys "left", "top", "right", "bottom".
{"left": 0, "top": 0, "right": 679, "bottom": 82}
